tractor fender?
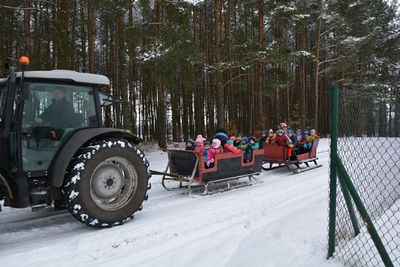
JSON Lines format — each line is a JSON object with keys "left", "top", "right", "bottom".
{"left": 50, "top": 128, "right": 142, "bottom": 188}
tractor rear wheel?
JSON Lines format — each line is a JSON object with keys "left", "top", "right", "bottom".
{"left": 63, "top": 138, "right": 150, "bottom": 227}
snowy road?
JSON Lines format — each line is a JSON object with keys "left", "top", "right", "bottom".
{"left": 0, "top": 139, "right": 343, "bottom": 267}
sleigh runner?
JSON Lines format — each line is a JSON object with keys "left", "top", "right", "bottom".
{"left": 151, "top": 149, "right": 264, "bottom": 194}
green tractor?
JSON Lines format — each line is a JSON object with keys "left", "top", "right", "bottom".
{"left": 0, "top": 57, "right": 151, "bottom": 227}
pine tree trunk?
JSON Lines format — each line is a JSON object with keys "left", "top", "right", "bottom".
{"left": 157, "top": 81, "right": 166, "bottom": 148}
{"left": 57, "top": 0, "right": 72, "bottom": 69}
{"left": 214, "top": 0, "right": 224, "bottom": 129}
{"left": 225, "top": 0, "right": 232, "bottom": 128}
{"left": 114, "top": 7, "right": 122, "bottom": 128}
{"left": 32, "top": 4, "right": 41, "bottom": 68}
{"left": 127, "top": 1, "right": 136, "bottom": 134}
{"left": 258, "top": 0, "right": 264, "bottom": 127}
{"left": 314, "top": 0, "right": 323, "bottom": 130}
{"left": 80, "top": 0, "right": 87, "bottom": 71}
{"left": 88, "top": 0, "right": 95, "bottom": 73}
{"left": 193, "top": 7, "right": 204, "bottom": 135}
{"left": 23, "top": 0, "right": 30, "bottom": 56}
{"left": 205, "top": 0, "right": 214, "bottom": 137}
{"left": 182, "top": 84, "right": 190, "bottom": 141}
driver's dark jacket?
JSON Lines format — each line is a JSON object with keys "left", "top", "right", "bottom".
{"left": 38, "top": 98, "right": 74, "bottom": 128}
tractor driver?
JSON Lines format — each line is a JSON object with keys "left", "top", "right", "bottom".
{"left": 35, "top": 87, "right": 75, "bottom": 129}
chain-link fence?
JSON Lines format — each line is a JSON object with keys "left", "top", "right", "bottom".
{"left": 328, "top": 85, "right": 400, "bottom": 267}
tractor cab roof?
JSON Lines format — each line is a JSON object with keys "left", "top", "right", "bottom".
{"left": 15, "top": 70, "right": 110, "bottom": 86}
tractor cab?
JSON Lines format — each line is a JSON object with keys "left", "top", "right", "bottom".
{"left": 0, "top": 58, "right": 150, "bottom": 227}
{"left": 16, "top": 71, "right": 105, "bottom": 172}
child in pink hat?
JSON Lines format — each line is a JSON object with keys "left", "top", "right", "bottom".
{"left": 194, "top": 134, "right": 206, "bottom": 155}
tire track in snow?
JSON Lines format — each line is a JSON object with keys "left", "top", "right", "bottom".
{"left": 97, "top": 172, "right": 329, "bottom": 266}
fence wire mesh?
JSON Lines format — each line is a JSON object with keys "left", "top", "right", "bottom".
{"left": 331, "top": 88, "right": 400, "bottom": 267}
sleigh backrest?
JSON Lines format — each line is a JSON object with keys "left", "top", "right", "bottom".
{"left": 167, "top": 150, "right": 199, "bottom": 176}
{"left": 309, "top": 139, "right": 319, "bottom": 158}
{"left": 263, "top": 143, "right": 286, "bottom": 163}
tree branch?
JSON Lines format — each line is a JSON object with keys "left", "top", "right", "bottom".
{"left": 222, "top": 73, "right": 249, "bottom": 88}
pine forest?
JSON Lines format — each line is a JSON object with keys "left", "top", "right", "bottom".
{"left": 1, "top": 0, "right": 399, "bottom": 147}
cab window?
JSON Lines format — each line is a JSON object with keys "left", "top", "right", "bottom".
{"left": 21, "top": 82, "right": 97, "bottom": 171}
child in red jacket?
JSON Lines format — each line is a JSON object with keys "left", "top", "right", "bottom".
{"left": 273, "top": 129, "right": 293, "bottom": 158}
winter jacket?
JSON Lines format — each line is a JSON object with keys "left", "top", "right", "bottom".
{"left": 273, "top": 134, "right": 290, "bottom": 146}
{"left": 240, "top": 141, "right": 259, "bottom": 151}
{"left": 194, "top": 146, "right": 204, "bottom": 155}
{"left": 289, "top": 135, "right": 297, "bottom": 146}
{"left": 303, "top": 134, "right": 318, "bottom": 150}
{"left": 249, "top": 142, "right": 259, "bottom": 150}
{"left": 238, "top": 143, "right": 250, "bottom": 152}
{"left": 307, "top": 134, "right": 318, "bottom": 143}
{"left": 296, "top": 135, "right": 307, "bottom": 145}
{"left": 38, "top": 98, "right": 74, "bottom": 128}
{"left": 259, "top": 136, "right": 266, "bottom": 148}
{"left": 239, "top": 141, "right": 259, "bottom": 162}
{"left": 223, "top": 143, "right": 242, "bottom": 154}
{"left": 203, "top": 147, "right": 209, "bottom": 161}
{"left": 206, "top": 146, "right": 223, "bottom": 166}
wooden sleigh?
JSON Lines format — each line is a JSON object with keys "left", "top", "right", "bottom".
{"left": 262, "top": 139, "right": 322, "bottom": 173}
{"left": 150, "top": 148, "right": 264, "bottom": 195}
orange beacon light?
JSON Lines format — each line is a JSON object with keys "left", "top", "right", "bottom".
{"left": 19, "top": 56, "right": 30, "bottom": 66}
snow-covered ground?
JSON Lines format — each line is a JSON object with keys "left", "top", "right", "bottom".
{"left": 0, "top": 139, "right": 344, "bottom": 267}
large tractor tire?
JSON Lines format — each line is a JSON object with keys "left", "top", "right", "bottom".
{"left": 63, "top": 138, "right": 150, "bottom": 227}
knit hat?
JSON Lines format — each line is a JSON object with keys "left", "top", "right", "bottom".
{"left": 212, "top": 139, "right": 221, "bottom": 148}
{"left": 304, "top": 130, "right": 310, "bottom": 135}
{"left": 277, "top": 129, "right": 284, "bottom": 134}
{"left": 229, "top": 136, "right": 236, "bottom": 141}
{"left": 242, "top": 136, "right": 249, "bottom": 143}
{"left": 215, "top": 132, "right": 228, "bottom": 140}
{"left": 195, "top": 134, "right": 206, "bottom": 143}
{"left": 216, "top": 128, "right": 227, "bottom": 135}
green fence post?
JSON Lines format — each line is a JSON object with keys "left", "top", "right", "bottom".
{"left": 328, "top": 83, "right": 339, "bottom": 258}
{"left": 337, "top": 173, "right": 360, "bottom": 235}
{"left": 333, "top": 153, "right": 394, "bottom": 267}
